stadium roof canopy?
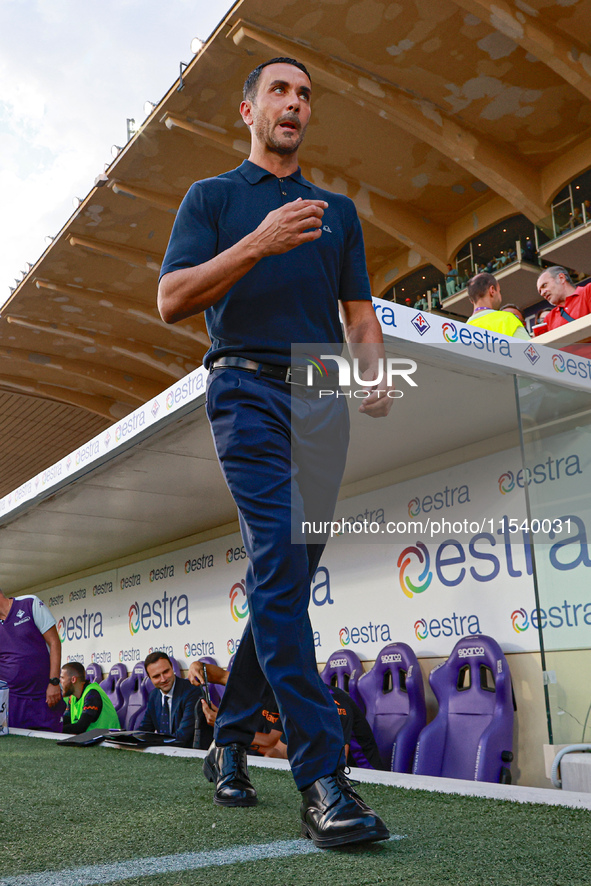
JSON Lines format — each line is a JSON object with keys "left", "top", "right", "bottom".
{"left": 3, "top": 0, "right": 591, "bottom": 495}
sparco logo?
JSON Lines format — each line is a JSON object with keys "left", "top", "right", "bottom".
{"left": 69, "top": 588, "right": 86, "bottom": 601}
{"left": 458, "top": 647, "right": 485, "bottom": 658}
{"left": 381, "top": 653, "right": 402, "bottom": 664}
{"left": 329, "top": 658, "right": 349, "bottom": 668}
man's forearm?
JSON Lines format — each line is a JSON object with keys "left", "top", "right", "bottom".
{"left": 344, "top": 312, "right": 385, "bottom": 377}
{"left": 157, "top": 232, "right": 262, "bottom": 324}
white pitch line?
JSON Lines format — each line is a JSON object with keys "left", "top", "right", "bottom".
{"left": 0, "top": 836, "right": 404, "bottom": 886}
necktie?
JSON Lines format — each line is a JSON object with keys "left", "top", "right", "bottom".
{"left": 160, "top": 694, "right": 170, "bottom": 733}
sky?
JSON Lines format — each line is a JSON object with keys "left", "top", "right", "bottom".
{"left": 0, "top": 0, "right": 234, "bottom": 308}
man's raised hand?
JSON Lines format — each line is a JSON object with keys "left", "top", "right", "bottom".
{"left": 254, "top": 198, "right": 327, "bottom": 256}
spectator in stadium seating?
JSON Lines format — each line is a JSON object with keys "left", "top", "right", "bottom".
{"left": 534, "top": 307, "right": 552, "bottom": 326}
{"left": 140, "top": 651, "right": 202, "bottom": 747}
{"left": 501, "top": 304, "right": 526, "bottom": 326}
{"left": 536, "top": 266, "right": 591, "bottom": 330}
{"left": 445, "top": 263, "right": 458, "bottom": 296}
{"left": 0, "top": 588, "right": 64, "bottom": 731}
{"left": 61, "top": 661, "right": 120, "bottom": 734}
{"left": 466, "top": 273, "right": 530, "bottom": 339}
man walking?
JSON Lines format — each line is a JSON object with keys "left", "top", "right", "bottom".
{"left": 158, "top": 57, "right": 390, "bottom": 847}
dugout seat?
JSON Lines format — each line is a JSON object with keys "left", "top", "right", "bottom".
{"left": 319, "top": 649, "right": 365, "bottom": 712}
{"left": 119, "top": 663, "right": 151, "bottom": 730}
{"left": 413, "top": 634, "right": 514, "bottom": 783}
{"left": 357, "top": 643, "right": 426, "bottom": 771}
{"left": 85, "top": 663, "right": 103, "bottom": 685}
{"left": 100, "top": 663, "right": 128, "bottom": 715}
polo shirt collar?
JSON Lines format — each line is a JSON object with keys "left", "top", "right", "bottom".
{"left": 237, "top": 160, "right": 311, "bottom": 189}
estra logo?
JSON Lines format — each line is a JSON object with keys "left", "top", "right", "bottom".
{"left": 511, "top": 608, "right": 529, "bottom": 632}
{"left": 442, "top": 322, "right": 458, "bottom": 343}
{"left": 230, "top": 580, "right": 249, "bottom": 623}
{"left": 407, "top": 485, "right": 470, "bottom": 516}
{"left": 498, "top": 472, "right": 515, "bottom": 494}
{"left": 510, "top": 601, "right": 591, "bottom": 632}
{"left": 397, "top": 543, "right": 432, "bottom": 599}
{"left": 57, "top": 618, "right": 66, "bottom": 642}
{"left": 128, "top": 593, "right": 190, "bottom": 635}
{"left": 441, "top": 321, "right": 513, "bottom": 357}
{"left": 498, "top": 454, "right": 581, "bottom": 493}
{"left": 553, "top": 354, "right": 566, "bottom": 373}
{"left": 227, "top": 638, "right": 241, "bottom": 656}
{"left": 129, "top": 602, "right": 140, "bottom": 636}
{"left": 339, "top": 622, "right": 392, "bottom": 647}
{"left": 414, "top": 611, "right": 481, "bottom": 641}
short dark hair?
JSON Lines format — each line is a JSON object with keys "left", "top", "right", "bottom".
{"left": 61, "top": 661, "right": 86, "bottom": 681}
{"left": 144, "top": 651, "right": 172, "bottom": 672}
{"left": 540, "top": 265, "right": 573, "bottom": 285}
{"left": 467, "top": 272, "right": 498, "bottom": 304}
{"left": 243, "top": 57, "right": 311, "bottom": 101}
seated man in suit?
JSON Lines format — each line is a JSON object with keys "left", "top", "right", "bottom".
{"left": 140, "top": 651, "right": 202, "bottom": 747}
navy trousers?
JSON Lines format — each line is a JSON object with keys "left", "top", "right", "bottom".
{"left": 206, "top": 366, "right": 349, "bottom": 790}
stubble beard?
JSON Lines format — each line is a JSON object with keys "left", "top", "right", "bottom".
{"left": 254, "top": 114, "right": 305, "bottom": 156}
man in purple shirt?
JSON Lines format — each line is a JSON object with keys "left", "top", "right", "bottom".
{"left": 0, "top": 588, "right": 63, "bottom": 731}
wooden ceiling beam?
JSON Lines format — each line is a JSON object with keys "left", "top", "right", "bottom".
{"left": 68, "top": 235, "right": 163, "bottom": 272}
{"left": 0, "top": 346, "right": 158, "bottom": 404}
{"left": 0, "top": 376, "right": 132, "bottom": 420}
{"left": 228, "top": 20, "right": 548, "bottom": 221}
{"left": 34, "top": 280, "right": 210, "bottom": 347}
{"left": 110, "top": 181, "right": 181, "bottom": 213}
{"left": 452, "top": 0, "right": 591, "bottom": 102}
{"left": 4, "top": 316, "right": 194, "bottom": 379}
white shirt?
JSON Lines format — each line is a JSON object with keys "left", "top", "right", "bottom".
{"left": 160, "top": 677, "right": 176, "bottom": 730}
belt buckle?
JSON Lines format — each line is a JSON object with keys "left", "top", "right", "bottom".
{"left": 285, "top": 366, "right": 307, "bottom": 386}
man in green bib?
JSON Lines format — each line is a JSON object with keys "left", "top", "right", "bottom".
{"left": 60, "top": 661, "right": 120, "bottom": 733}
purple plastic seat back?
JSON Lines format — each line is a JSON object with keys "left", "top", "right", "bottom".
{"left": 319, "top": 650, "right": 365, "bottom": 713}
{"left": 200, "top": 656, "right": 223, "bottom": 708}
{"left": 119, "top": 663, "right": 151, "bottom": 730}
{"left": 357, "top": 643, "right": 426, "bottom": 772}
{"left": 100, "top": 663, "right": 128, "bottom": 715}
{"left": 413, "top": 635, "right": 514, "bottom": 783}
{"left": 85, "top": 663, "right": 103, "bottom": 685}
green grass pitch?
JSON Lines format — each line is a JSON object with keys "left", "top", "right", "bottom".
{"left": 1, "top": 736, "right": 590, "bottom": 886}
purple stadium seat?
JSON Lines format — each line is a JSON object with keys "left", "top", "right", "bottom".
{"left": 85, "top": 663, "right": 103, "bottom": 685}
{"left": 319, "top": 650, "right": 365, "bottom": 713}
{"left": 100, "top": 663, "right": 128, "bottom": 715}
{"left": 357, "top": 643, "right": 426, "bottom": 772}
{"left": 119, "top": 663, "right": 151, "bottom": 730}
{"left": 413, "top": 635, "right": 514, "bottom": 783}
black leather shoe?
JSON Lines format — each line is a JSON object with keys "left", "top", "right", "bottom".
{"left": 300, "top": 771, "right": 389, "bottom": 848}
{"left": 202, "top": 746, "right": 217, "bottom": 784}
{"left": 213, "top": 744, "right": 258, "bottom": 807}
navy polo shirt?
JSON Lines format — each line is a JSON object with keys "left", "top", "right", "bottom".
{"left": 159, "top": 160, "right": 371, "bottom": 367}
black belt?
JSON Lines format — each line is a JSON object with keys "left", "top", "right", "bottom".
{"left": 209, "top": 356, "right": 339, "bottom": 387}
